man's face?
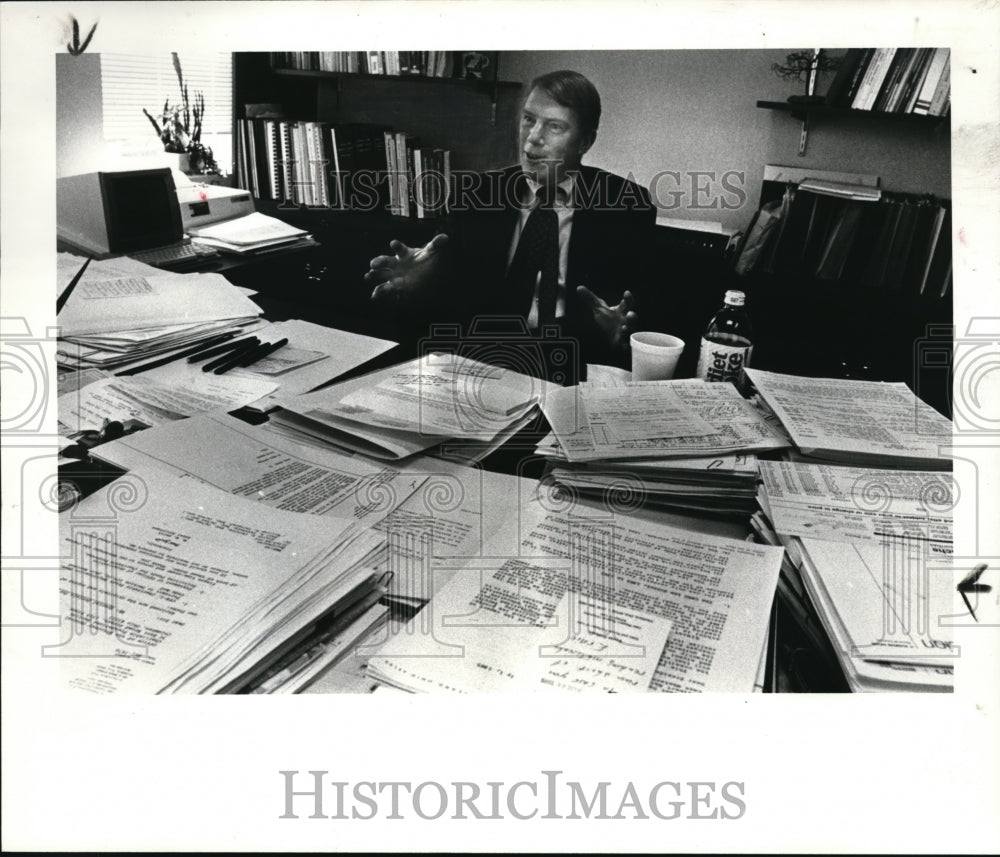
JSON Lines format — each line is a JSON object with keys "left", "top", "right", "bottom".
{"left": 518, "top": 87, "right": 594, "bottom": 186}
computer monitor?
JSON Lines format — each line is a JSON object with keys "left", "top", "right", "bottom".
{"left": 57, "top": 167, "right": 184, "bottom": 256}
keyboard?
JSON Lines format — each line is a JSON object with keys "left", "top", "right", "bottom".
{"left": 129, "top": 241, "right": 220, "bottom": 269}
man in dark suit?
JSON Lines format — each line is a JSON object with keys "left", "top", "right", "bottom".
{"left": 365, "top": 69, "right": 656, "bottom": 375}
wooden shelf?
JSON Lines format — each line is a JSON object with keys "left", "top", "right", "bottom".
{"left": 757, "top": 98, "right": 948, "bottom": 157}
{"left": 274, "top": 67, "right": 521, "bottom": 90}
{"left": 756, "top": 99, "right": 949, "bottom": 123}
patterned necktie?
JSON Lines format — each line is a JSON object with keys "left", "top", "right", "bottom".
{"left": 507, "top": 187, "right": 559, "bottom": 326}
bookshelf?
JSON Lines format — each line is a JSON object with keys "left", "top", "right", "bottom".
{"left": 756, "top": 98, "right": 951, "bottom": 123}
{"left": 228, "top": 51, "right": 524, "bottom": 344}
{"left": 232, "top": 52, "right": 523, "bottom": 201}
{"left": 745, "top": 49, "right": 954, "bottom": 415}
{"left": 762, "top": 47, "right": 952, "bottom": 156}
{"left": 757, "top": 98, "right": 949, "bottom": 156}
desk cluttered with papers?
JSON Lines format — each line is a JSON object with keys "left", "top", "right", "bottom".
{"left": 54, "top": 250, "right": 969, "bottom": 696}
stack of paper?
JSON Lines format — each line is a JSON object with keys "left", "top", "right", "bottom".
{"left": 59, "top": 467, "right": 389, "bottom": 695}
{"left": 57, "top": 372, "right": 280, "bottom": 434}
{"left": 189, "top": 211, "right": 315, "bottom": 255}
{"left": 270, "top": 353, "right": 550, "bottom": 461}
{"left": 755, "top": 458, "right": 955, "bottom": 692}
{"left": 536, "top": 379, "right": 790, "bottom": 516}
{"left": 745, "top": 368, "right": 953, "bottom": 470}
{"left": 537, "top": 438, "right": 762, "bottom": 517}
{"left": 94, "top": 409, "right": 541, "bottom": 646}
{"left": 366, "top": 492, "right": 785, "bottom": 694}
{"left": 56, "top": 253, "right": 264, "bottom": 371}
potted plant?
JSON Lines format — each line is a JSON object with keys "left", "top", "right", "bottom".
{"left": 143, "top": 52, "right": 219, "bottom": 175}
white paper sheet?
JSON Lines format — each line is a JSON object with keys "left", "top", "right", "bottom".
{"left": 58, "top": 270, "right": 262, "bottom": 337}
{"left": 94, "top": 411, "right": 425, "bottom": 520}
{"left": 745, "top": 368, "right": 953, "bottom": 468}
{"left": 759, "top": 460, "right": 953, "bottom": 545}
{"left": 368, "top": 495, "right": 783, "bottom": 693}
{"left": 543, "top": 379, "right": 789, "bottom": 461}
{"left": 337, "top": 353, "right": 544, "bottom": 437}
{"left": 56, "top": 468, "right": 384, "bottom": 695}
{"left": 514, "top": 591, "right": 673, "bottom": 693}
{"left": 57, "top": 374, "right": 277, "bottom": 433}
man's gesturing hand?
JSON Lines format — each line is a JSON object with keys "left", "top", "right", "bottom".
{"left": 366, "top": 233, "right": 449, "bottom": 303}
{"left": 576, "top": 285, "right": 638, "bottom": 352}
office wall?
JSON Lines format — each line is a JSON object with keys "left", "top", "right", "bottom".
{"left": 502, "top": 50, "right": 952, "bottom": 231}
{"left": 56, "top": 53, "right": 105, "bottom": 178}
{"left": 56, "top": 49, "right": 952, "bottom": 226}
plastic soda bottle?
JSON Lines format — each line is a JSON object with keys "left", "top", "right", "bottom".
{"left": 696, "top": 289, "right": 754, "bottom": 383}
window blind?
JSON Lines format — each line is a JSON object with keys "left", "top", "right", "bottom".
{"left": 101, "top": 53, "right": 233, "bottom": 172}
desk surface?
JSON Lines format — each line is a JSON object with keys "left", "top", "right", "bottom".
{"left": 54, "top": 262, "right": 854, "bottom": 694}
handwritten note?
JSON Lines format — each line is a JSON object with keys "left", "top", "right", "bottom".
{"left": 518, "top": 592, "right": 672, "bottom": 693}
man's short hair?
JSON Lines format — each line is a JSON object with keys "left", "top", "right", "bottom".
{"left": 528, "top": 70, "right": 601, "bottom": 138}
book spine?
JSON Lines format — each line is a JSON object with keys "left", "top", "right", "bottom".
{"left": 278, "top": 121, "right": 293, "bottom": 205}
{"left": 291, "top": 123, "right": 309, "bottom": 206}
{"left": 311, "top": 122, "right": 330, "bottom": 208}
{"left": 913, "top": 48, "right": 949, "bottom": 114}
{"left": 245, "top": 119, "right": 260, "bottom": 199}
{"left": 235, "top": 119, "right": 250, "bottom": 192}
{"left": 853, "top": 48, "right": 897, "bottom": 111}
{"left": 396, "top": 132, "right": 411, "bottom": 218}
{"left": 872, "top": 48, "right": 910, "bottom": 113}
{"left": 302, "top": 122, "right": 317, "bottom": 207}
{"left": 412, "top": 147, "right": 425, "bottom": 219}
{"left": 843, "top": 48, "right": 876, "bottom": 106}
{"left": 928, "top": 55, "right": 951, "bottom": 116}
{"left": 886, "top": 49, "right": 920, "bottom": 113}
{"left": 825, "top": 48, "right": 865, "bottom": 108}
{"left": 261, "top": 119, "right": 277, "bottom": 200}
{"left": 899, "top": 48, "right": 934, "bottom": 114}
{"left": 327, "top": 126, "right": 343, "bottom": 210}
{"left": 383, "top": 131, "right": 398, "bottom": 215}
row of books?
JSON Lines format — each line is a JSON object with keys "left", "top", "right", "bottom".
{"left": 384, "top": 132, "right": 452, "bottom": 218}
{"left": 236, "top": 117, "right": 451, "bottom": 218}
{"left": 271, "top": 50, "right": 475, "bottom": 79}
{"left": 750, "top": 183, "right": 952, "bottom": 297}
{"left": 826, "top": 47, "right": 950, "bottom": 116}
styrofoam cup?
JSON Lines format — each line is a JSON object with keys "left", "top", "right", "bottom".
{"left": 630, "top": 332, "right": 685, "bottom": 380}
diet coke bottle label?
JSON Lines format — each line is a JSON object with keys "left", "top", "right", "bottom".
{"left": 697, "top": 339, "right": 753, "bottom": 383}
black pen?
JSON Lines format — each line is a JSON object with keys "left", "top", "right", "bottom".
{"left": 187, "top": 335, "right": 261, "bottom": 363}
{"left": 56, "top": 256, "right": 92, "bottom": 313}
{"left": 216, "top": 337, "right": 288, "bottom": 375}
{"left": 238, "top": 337, "right": 289, "bottom": 368}
{"left": 115, "top": 332, "right": 237, "bottom": 376}
{"left": 202, "top": 338, "right": 262, "bottom": 373}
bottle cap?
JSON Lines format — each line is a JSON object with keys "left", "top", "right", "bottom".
{"left": 723, "top": 290, "right": 746, "bottom": 307}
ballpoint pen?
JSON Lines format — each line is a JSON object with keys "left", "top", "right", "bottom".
{"left": 56, "top": 256, "right": 92, "bottom": 313}
{"left": 186, "top": 335, "right": 261, "bottom": 363}
{"left": 202, "top": 337, "right": 262, "bottom": 373}
{"left": 234, "top": 337, "right": 289, "bottom": 370}
{"left": 213, "top": 337, "right": 288, "bottom": 375}
{"left": 115, "top": 331, "right": 237, "bottom": 376}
